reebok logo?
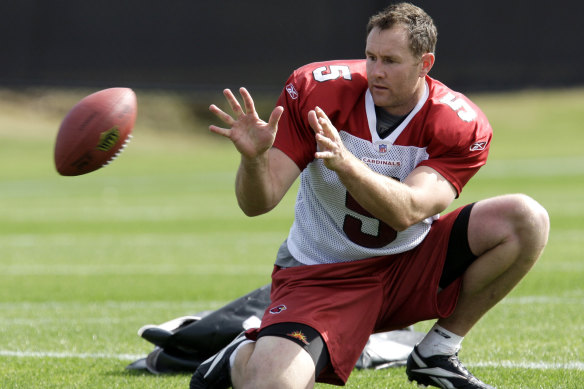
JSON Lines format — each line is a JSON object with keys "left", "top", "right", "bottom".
{"left": 285, "top": 83, "right": 298, "bottom": 100}
{"left": 411, "top": 367, "right": 466, "bottom": 379}
{"left": 470, "top": 141, "right": 487, "bottom": 151}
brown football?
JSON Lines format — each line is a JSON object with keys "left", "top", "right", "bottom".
{"left": 54, "top": 87, "right": 137, "bottom": 176}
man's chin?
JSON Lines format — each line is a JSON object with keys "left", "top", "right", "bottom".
{"left": 370, "top": 92, "right": 393, "bottom": 108}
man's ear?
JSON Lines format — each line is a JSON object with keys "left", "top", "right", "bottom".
{"left": 420, "top": 52, "right": 435, "bottom": 77}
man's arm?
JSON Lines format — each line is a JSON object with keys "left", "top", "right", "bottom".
{"left": 309, "top": 107, "right": 456, "bottom": 231}
{"left": 235, "top": 148, "right": 300, "bottom": 216}
{"left": 209, "top": 88, "right": 300, "bottom": 216}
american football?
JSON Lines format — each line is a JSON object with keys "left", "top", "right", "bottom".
{"left": 54, "top": 87, "right": 137, "bottom": 176}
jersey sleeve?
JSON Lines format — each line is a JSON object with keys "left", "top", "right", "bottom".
{"left": 418, "top": 90, "right": 492, "bottom": 195}
{"left": 272, "top": 70, "right": 317, "bottom": 170}
{"left": 272, "top": 60, "right": 369, "bottom": 171}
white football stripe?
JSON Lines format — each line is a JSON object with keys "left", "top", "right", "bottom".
{"left": 471, "top": 360, "right": 584, "bottom": 371}
{"left": 0, "top": 263, "right": 267, "bottom": 276}
{"left": 0, "top": 349, "right": 582, "bottom": 371}
{"left": 0, "top": 350, "right": 142, "bottom": 361}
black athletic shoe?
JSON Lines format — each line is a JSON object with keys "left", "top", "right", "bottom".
{"left": 406, "top": 346, "right": 495, "bottom": 389}
{"left": 190, "top": 332, "right": 248, "bottom": 389}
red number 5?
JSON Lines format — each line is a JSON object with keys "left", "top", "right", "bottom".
{"left": 343, "top": 192, "right": 397, "bottom": 248}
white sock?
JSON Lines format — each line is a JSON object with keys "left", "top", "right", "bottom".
{"left": 416, "top": 324, "right": 464, "bottom": 357}
{"left": 228, "top": 339, "right": 254, "bottom": 369}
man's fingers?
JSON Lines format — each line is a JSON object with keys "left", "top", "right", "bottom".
{"left": 209, "top": 124, "right": 231, "bottom": 138}
{"left": 223, "top": 88, "right": 245, "bottom": 116}
{"left": 239, "top": 87, "right": 257, "bottom": 116}
{"left": 308, "top": 110, "right": 323, "bottom": 134}
{"left": 268, "top": 106, "right": 285, "bottom": 129}
{"left": 209, "top": 104, "right": 236, "bottom": 125}
{"left": 315, "top": 107, "right": 337, "bottom": 138}
{"left": 315, "top": 132, "right": 335, "bottom": 150}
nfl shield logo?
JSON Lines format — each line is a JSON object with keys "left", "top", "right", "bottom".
{"left": 378, "top": 144, "right": 388, "bottom": 153}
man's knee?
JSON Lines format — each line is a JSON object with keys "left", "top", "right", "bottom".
{"left": 234, "top": 336, "right": 316, "bottom": 389}
{"left": 501, "top": 193, "right": 549, "bottom": 249}
{"left": 470, "top": 194, "right": 549, "bottom": 259}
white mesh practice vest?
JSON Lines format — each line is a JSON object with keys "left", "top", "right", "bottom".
{"left": 287, "top": 88, "right": 438, "bottom": 265}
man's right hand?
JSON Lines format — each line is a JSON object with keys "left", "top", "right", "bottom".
{"left": 209, "top": 87, "right": 284, "bottom": 160}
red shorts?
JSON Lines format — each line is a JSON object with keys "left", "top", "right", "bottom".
{"left": 247, "top": 206, "right": 466, "bottom": 385}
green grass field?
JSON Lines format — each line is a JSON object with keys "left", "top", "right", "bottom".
{"left": 0, "top": 87, "right": 582, "bottom": 388}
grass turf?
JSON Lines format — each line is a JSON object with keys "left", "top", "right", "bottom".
{"left": 0, "top": 87, "right": 582, "bottom": 388}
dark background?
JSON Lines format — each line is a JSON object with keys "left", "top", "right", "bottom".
{"left": 1, "top": 0, "right": 581, "bottom": 94}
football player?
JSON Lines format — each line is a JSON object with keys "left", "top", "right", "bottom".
{"left": 191, "top": 3, "right": 549, "bottom": 388}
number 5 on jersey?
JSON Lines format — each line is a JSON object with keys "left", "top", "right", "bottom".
{"left": 313, "top": 65, "right": 352, "bottom": 82}
{"left": 440, "top": 92, "right": 477, "bottom": 122}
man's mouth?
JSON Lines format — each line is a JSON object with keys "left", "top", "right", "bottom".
{"left": 371, "top": 84, "right": 388, "bottom": 92}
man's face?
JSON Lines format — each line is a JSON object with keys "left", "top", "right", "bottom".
{"left": 365, "top": 26, "right": 426, "bottom": 116}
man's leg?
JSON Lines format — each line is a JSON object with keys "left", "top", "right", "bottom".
{"left": 190, "top": 335, "right": 316, "bottom": 389}
{"left": 192, "top": 322, "right": 328, "bottom": 389}
{"left": 232, "top": 336, "right": 316, "bottom": 389}
{"left": 407, "top": 194, "right": 549, "bottom": 388}
{"left": 439, "top": 193, "right": 549, "bottom": 334}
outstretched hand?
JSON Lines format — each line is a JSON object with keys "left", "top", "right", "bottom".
{"left": 209, "top": 87, "right": 284, "bottom": 159}
{"left": 309, "top": 106, "right": 351, "bottom": 172}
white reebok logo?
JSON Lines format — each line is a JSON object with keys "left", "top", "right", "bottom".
{"left": 410, "top": 349, "right": 463, "bottom": 389}
{"left": 202, "top": 334, "right": 246, "bottom": 380}
{"left": 411, "top": 366, "right": 465, "bottom": 379}
{"left": 203, "top": 347, "right": 228, "bottom": 379}
{"left": 470, "top": 141, "right": 487, "bottom": 151}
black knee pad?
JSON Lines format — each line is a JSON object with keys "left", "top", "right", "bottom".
{"left": 440, "top": 202, "right": 478, "bottom": 289}
{"left": 257, "top": 322, "right": 330, "bottom": 375}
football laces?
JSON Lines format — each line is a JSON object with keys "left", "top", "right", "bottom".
{"left": 102, "top": 134, "right": 133, "bottom": 167}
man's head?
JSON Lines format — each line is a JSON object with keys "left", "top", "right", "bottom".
{"left": 365, "top": 3, "right": 437, "bottom": 115}
{"left": 367, "top": 2, "right": 437, "bottom": 59}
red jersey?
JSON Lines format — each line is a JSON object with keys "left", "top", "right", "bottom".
{"left": 273, "top": 60, "right": 492, "bottom": 265}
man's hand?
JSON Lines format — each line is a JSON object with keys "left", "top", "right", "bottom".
{"left": 308, "top": 106, "right": 354, "bottom": 172}
{"left": 209, "top": 87, "right": 284, "bottom": 160}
